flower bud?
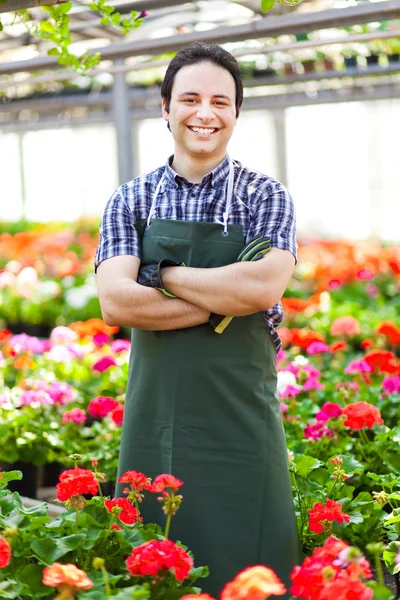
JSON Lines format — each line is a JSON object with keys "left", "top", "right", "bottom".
{"left": 92, "top": 557, "right": 105, "bottom": 570}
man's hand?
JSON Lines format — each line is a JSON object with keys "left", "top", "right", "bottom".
{"left": 137, "top": 259, "right": 184, "bottom": 297}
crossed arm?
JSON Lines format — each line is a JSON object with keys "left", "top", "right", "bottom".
{"left": 96, "top": 249, "right": 295, "bottom": 330}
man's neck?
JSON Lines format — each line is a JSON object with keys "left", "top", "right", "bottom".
{"left": 171, "top": 152, "right": 227, "bottom": 184}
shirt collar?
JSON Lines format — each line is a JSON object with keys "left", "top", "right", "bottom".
{"left": 164, "top": 154, "right": 231, "bottom": 189}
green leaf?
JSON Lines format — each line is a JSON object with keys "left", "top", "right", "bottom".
{"left": 31, "top": 533, "right": 86, "bottom": 563}
{"left": 40, "top": 21, "right": 56, "bottom": 33}
{"left": 15, "top": 564, "right": 48, "bottom": 593}
{"left": 0, "top": 470, "right": 22, "bottom": 484}
{"left": 56, "top": 1, "right": 72, "bottom": 14}
{"left": 47, "top": 47, "right": 61, "bottom": 56}
{"left": 349, "top": 511, "right": 363, "bottom": 524}
{"left": 365, "top": 581, "right": 395, "bottom": 600}
{"left": 336, "top": 454, "right": 365, "bottom": 476}
{"left": 294, "top": 455, "right": 323, "bottom": 477}
{"left": 261, "top": 0, "right": 275, "bottom": 11}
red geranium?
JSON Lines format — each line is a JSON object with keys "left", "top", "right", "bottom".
{"left": 342, "top": 402, "right": 383, "bottom": 430}
{"left": 308, "top": 499, "right": 350, "bottom": 534}
{"left": 87, "top": 396, "right": 119, "bottom": 418}
{"left": 56, "top": 468, "right": 98, "bottom": 502}
{"left": 110, "top": 403, "right": 124, "bottom": 425}
{"left": 290, "top": 536, "right": 372, "bottom": 600}
{"left": 104, "top": 498, "right": 142, "bottom": 524}
{"left": 0, "top": 536, "right": 11, "bottom": 568}
{"left": 126, "top": 539, "right": 193, "bottom": 581}
{"left": 364, "top": 350, "right": 399, "bottom": 374}
{"left": 118, "top": 470, "right": 151, "bottom": 490}
{"left": 150, "top": 474, "right": 184, "bottom": 493}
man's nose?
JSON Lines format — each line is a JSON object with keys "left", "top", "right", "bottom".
{"left": 196, "top": 102, "right": 215, "bottom": 120}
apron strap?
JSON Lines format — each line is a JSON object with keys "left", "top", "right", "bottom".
{"left": 146, "top": 173, "right": 165, "bottom": 229}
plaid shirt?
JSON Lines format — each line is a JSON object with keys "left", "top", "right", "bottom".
{"left": 95, "top": 154, "right": 297, "bottom": 352}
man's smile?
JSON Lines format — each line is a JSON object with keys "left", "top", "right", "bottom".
{"left": 187, "top": 126, "right": 219, "bottom": 137}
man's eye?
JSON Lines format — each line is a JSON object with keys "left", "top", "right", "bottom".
{"left": 184, "top": 98, "right": 196, "bottom": 103}
{"left": 215, "top": 102, "right": 226, "bottom": 106}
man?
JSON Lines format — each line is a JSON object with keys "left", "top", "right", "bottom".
{"left": 95, "top": 42, "right": 300, "bottom": 598}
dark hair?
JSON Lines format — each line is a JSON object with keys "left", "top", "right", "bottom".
{"left": 161, "top": 42, "right": 243, "bottom": 119}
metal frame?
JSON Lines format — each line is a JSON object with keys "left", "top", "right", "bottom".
{"left": 2, "top": 0, "right": 400, "bottom": 75}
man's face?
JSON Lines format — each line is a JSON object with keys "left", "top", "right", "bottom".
{"left": 162, "top": 61, "right": 237, "bottom": 160}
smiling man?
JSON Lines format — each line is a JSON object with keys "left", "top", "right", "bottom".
{"left": 95, "top": 43, "right": 300, "bottom": 598}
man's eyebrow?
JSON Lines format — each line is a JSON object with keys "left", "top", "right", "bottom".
{"left": 177, "top": 92, "right": 232, "bottom": 100}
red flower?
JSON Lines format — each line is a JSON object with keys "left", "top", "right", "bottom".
{"left": 62, "top": 408, "right": 86, "bottom": 424}
{"left": 343, "top": 402, "right": 383, "bottom": 430}
{"left": 110, "top": 403, "right": 124, "bottom": 425}
{"left": 361, "top": 339, "right": 374, "bottom": 350}
{"left": 104, "top": 498, "right": 143, "bottom": 524}
{"left": 376, "top": 321, "right": 400, "bottom": 346}
{"left": 56, "top": 468, "right": 98, "bottom": 502}
{"left": 221, "top": 565, "right": 286, "bottom": 600}
{"left": 290, "top": 536, "right": 371, "bottom": 600}
{"left": 318, "top": 577, "right": 373, "bottom": 600}
{"left": 150, "top": 474, "right": 184, "bottom": 493}
{"left": 0, "top": 536, "right": 11, "bottom": 568}
{"left": 364, "top": 350, "right": 399, "bottom": 374}
{"left": 126, "top": 539, "right": 193, "bottom": 581}
{"left": 308, "top": 499, "right": 350, "bottom": 534}
{"left": 330, "top": 341, "right": 348, "bottom": 352}
{"left": 118, "top": 470, "right": 151, "bottom": 490}
{"left": 87, "top": 396, "right": 119, "bottom": 418}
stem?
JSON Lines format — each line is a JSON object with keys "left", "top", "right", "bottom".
{"left": 164, "top": 513, "right": 172, "bottom": 539}
{"left": 291, "top": 471, "right": 305, "bottom": 540}
{"left": 75, "top": 507, "right": 79, "bottom": 532}
{"left": 101, "top": 565, "right": 111, "bottom": 598}
{"left": 359, "top": 428, "right": 370, "bottom": 446}
{"left": 374, "top": 554, "right": 384, "bottom": 586}
{"left": 97, "top": 479, "right": 104, "bottom": 499}
{"left": 134, "top": 498, "right": 141, "bottom": 520}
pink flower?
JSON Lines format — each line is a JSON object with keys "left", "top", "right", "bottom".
{"left": 330, "top": 316, "right": 361, "bottom": 337}
{"left": 111, "top": 339, "right": 131, "bottom": 353}
{"left": 45, "top": 382, "right": 74, "bottom": 405}
{"left": 302, "top": 364, "right": 322, "bottom": 378}
{"left": 306, "top": 342, "right": 330, "bottom": 355}
{"left": 344, "top": 360, "right": 372, "bottom": 374}
{"left": 336, "top": 381, "right": 360, "bottom": 394}
{"left": 283, "top": 362, "right": 301, "bottom": 377}
{"left": 357, "top": 269, "right": 374, "bottom": 280}
{"left": 50, "top": 326, "right": 78, "bottom": 343}
{"left": 62, "top": 408, "right": 86, "bottom": 424}
{"left": 280, "top": 385, "right": 302, "bottom": 399}
{"left": 88, "top": 396, "right": 119, "bottom": 418}
{"left": 303, "top": 377, "right": 324, "bottom": 391}
{"left": 92, "top": 356, "right": 116, "bottom": 372}
{"left": 382, "top": 375, "right": 400, "bottom": 394}
{"left": 10, "top": 333, "right": 47, "bottom": 354}
{"left": 19, "top": 389, "right": 53, "bottom": 407}
{"left": 367, "top": 284, "right": 379, "bottom": 297}
{"left": 280, "top": 402, "right": 289, "bottom": 413}
{"left": 47, "top": 345, "right": 77, "bottom": 363}
{"left": 93, "top": 333, "right": 111, "bottom": 348}
{"left": 304, "top": 422, "right": 334, "bottom": 440}
{"left": 316, "top": 402, "right": 343, "bottom": 422}
{"left": 328, "top": 279, "right": 341, "bottom": 289}
{"left": 111, "top": 404, "right": 124, "bottom": 425}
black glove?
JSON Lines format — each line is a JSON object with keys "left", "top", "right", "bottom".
{"left": 137, "top": 259, "right": 184, "bottom": 297}
{"left": 209, "top": 235, "right": 271, "bottom": 334}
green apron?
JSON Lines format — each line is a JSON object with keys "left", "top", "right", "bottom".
{"left": 116, "top": 165, "right": 300, "bottom": 596}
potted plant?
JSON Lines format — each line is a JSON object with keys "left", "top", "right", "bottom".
{"left": 386, "top": 38, "right": 400, "bottom": 63}
{"left": 341, "top": 47, "right": 358, "bottom": 69}
{"left": 316, "top": 50, "right": 336, "bottom": 72}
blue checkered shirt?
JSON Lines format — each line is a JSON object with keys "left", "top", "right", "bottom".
{"left": 95, "top": 154, "right": 297, "bottom": 352}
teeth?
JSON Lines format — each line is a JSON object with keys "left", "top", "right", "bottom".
{"left": 190, "top": 127, "right": 216, "bottom": 135}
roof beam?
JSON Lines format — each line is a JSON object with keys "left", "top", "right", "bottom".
{"left": 2, "top": 0, "right": 400, "bottom": 75}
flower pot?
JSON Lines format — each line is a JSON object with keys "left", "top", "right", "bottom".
{"left": 344, "top": 57, "right": 358, "bottom": 69}
{"left": 366, "top": 54, "right": 380, "bottom": 66}
{"left": 0, "top": 461, "right": 38, "bottom": 499}
{"left": 388, "top": 53, "right": 400, "bottom": 63}
{"left": 323, "top": 58, "right": 335, "bottom": 71}
{"left": 42, "top": 462, "right": 64, "bottom": 487}
{"left": 284, "top": 64, "right": 296, "bottom": 76}
{"left": 7, "top": 321, "right": 52, "bottom": 338}
{"left": 252, "top": 68, "right": 276, "bottom": 78}
{"left": 302, "top": 60, "right": 316, "bottom": 73}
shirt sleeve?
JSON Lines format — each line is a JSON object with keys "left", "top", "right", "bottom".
{"left": 247, "top": 178, "right": 297, "bottom": 263}
{"left": 94, "top": 188, "right": 141, "bottom": 272}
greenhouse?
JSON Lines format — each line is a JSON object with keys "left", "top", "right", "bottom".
{"left": 0, "top": 0, "right": 400, "bottom": 597}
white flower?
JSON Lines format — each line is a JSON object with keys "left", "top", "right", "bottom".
{"left": 16, "top": 267, "right": 38, "bottom": 299}
{"left": 277, "top": 371, "right": 297, "bottom": 394}
{"left": 0, "top": 271, "right": 16, "bottom": 288}
{"left": 293, "top": 355, "right": 309, "bottom": 366}
{"left": 5, "top": 260, "right": 21, "bottom": 274}
{"left": 50, "top": 326, "right": 78, "bottom": 344}
{"left": 37, "top": 280, "right": 61, "bottom": 300}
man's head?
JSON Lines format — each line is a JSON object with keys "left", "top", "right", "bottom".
{"left": 161, "top": 42, "right": 243, "bottom": 119}
{"left": 161, "top": 43, "right": 243, "bottom": 163}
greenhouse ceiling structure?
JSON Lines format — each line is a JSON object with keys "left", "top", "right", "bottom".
{"left": 1, "top": 0, "right": 400, "bottom": 181}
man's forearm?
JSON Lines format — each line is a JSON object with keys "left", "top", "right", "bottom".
{"left": 162, "top": 249, "right": 295, "bottom": 316}
{"left": 101, "top": 280, "right": 209, "bottom": 330}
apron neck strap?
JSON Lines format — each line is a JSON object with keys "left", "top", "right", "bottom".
{"left": 147, "top": 157, "right": 234, "bottom": 233}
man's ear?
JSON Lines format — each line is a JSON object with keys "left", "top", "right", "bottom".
{"left": 161, "top": 98, "right": 169, "bottom": 124}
